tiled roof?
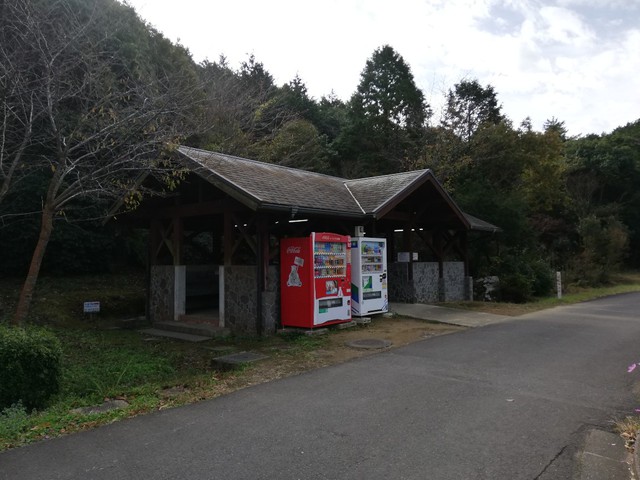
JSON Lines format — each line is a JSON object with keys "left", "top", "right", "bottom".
{"left": 178, "top": 147, "right": 363, "bottom": 216}
{"left": 344, "top": 170, "right": 429, "bottom": 214}
{"left": 176, "top": 146, "right": 499, "bottom": 232}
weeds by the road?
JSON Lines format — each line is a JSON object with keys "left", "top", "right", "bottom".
{"left": 0, "top": 325, "right": 335, "bottom": 450}
{"left": 446, "top": 271, "right": 640, "bottom": 317}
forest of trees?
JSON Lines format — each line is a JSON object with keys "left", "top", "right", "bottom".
{"left": 1, "top": 0, "right": 639, "bottom": 320}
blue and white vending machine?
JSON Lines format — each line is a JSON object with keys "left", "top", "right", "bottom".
{"left": 350, "top": 236, "right": 388, "bottom": 316}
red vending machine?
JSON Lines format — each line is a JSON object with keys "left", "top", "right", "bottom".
{"left": 280, "top": 232, "right": 352, "bottom": 328}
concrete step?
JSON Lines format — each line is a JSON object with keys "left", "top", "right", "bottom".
{"left": 178, "top": 313, "right": 220, "bottom": 326}
{"left": 211, "top": 351, "right": 269, "bottom": 371}
{"left": 140, "top": 328, "right": 212, "bottom": 343}
{"left": 149, "top": 321, "right": 230, "bottom": 339}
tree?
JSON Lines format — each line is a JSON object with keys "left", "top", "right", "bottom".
{"left": 543, "top": 117, "right": 568, "bottom": 141}
{"left": 197, "top": 57, "right": 252, "bottom": 155}
{"left": 442, "top": 79, "right": 504, "bottom": 142}
{"left": 253, "top": 119, "right": 331, "bottom": 173}
{"left": 565, "top": 119, "right": 640, "bottom": 267}
{"left": 2, "top": 0, "right": 203, "bottom": 325}
{"left": 337, "top": 45, "right": 430, "bottom": 176}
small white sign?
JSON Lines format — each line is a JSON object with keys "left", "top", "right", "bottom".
{"left": 397, "top": 252, "right": 418, "bottom": 262}
{"left": 83, "top": 301, "right": 100, "bottom": 313}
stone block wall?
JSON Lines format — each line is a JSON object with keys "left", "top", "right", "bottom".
{"left": 149, "top": 265, "right": 185, "bottom": 323}
{"left": 413, "top": 263, "right": 440, "bottom": 303}
{"left": 149, "top": 262, "right": 469, "bottom": 334}
{"left": 262, "top": 266, "right": 280, "bottom": 334}
{"left": 387, "top": 261, "right": 469, "bottom": 304}
{"left": 443, "top": 262, "right": 465, "bottom": 301}
{"left": 223, "top": 265, "right": 280, "bottom": 334}
{"left": 388, "top": 263, "right": 414, "bottom": 303}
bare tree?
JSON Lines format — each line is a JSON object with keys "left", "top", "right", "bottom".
{"left": 1, "top": 0, "right": 203, "bottom": 325}
{"left": 0, "top": 0, "right": 40, "bottom": 204}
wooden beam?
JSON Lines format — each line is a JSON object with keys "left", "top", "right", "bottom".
{"left": 257, "top": 217, "right": 269, "bottom": 291}
{"left": 433, "top": 230, "right": 444, "bottom": 279}
{"left": 223, "top": 210, "right": 233, "bottom": 266}
{"left": 150, "top": 219, "right": 162, "bottom": 265}
{"left": 172, "top": 216, "right": 183, "bottom": 265}
{"left": 146, "top": 199, "right": 246, "bottom": 219}
{"left": 381, "top": 211, "right": 411, "bottom": 222}
{"left": 232, "top": 214, "right": 257, "bottom": 256}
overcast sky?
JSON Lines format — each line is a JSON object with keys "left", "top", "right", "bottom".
{"left": 123, "top": 0, "right": 639, "bottom": 137}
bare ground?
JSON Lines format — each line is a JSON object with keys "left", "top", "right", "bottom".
{"left": 209, "top": 316, "right": 465, "bottom": 397}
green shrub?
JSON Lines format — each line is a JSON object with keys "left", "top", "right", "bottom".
{"left": 486, "top": 252, "right": 553, "bottom": 303}
{"left": 0, "top": 326, "right": 63, "bottom": 410}
{"left": 0, "top": 402, "right": 29, "bottom": 440}
{"left": 568, "top": 215, "right": 629, "bottom": 286}
{"left": 529, "top": 258, "right": 554, "bottom": 297}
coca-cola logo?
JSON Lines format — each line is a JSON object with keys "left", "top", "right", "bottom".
{"left": 287, "top": 246, "right": 301, "bottom": 254}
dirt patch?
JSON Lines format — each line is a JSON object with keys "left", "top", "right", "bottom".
{"left": 215, "top": 316, "right": 464, "bottom": 393}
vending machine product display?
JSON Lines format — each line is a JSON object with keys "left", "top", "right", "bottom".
{"left": 350, "top": 237, "right": 388, "bottom": 316}
{"left": 280, "top": 232, "right": 352, "bottom": 328}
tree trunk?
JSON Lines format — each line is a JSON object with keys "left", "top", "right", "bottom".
{"left": 12, "top": 205, "right": 55, "bottom": 326}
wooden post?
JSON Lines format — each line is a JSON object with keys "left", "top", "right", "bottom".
{"left": 255, "top": 216, "right": 269, "bottom": 336}
{"left": 434, "top": 230, "right": 444, "bottom": 279}
{"left": 172, "top": 216, "right": 183, "bottom": 266}
{"left": 223, "top": 209, "right": 233, "bottom": 266}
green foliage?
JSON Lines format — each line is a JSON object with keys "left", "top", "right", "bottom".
{"left": 337, "top": 45, "right": 430, "bottom": 176}
{"left": 58, "top": 330, "right": 175, "bottom": 401}
{"left": 2, "top": 0, "right": 638, "bottom": 306}
{"left": 0, "top": 326, "right": 63, "bottom": 410}
{"left": 488, "top": 253, "right": 554, "bottom": 303}
{"left": 442, "top": 79, "right": 504, "bottom": 142}
{"left": 566, "top": 120, "right": 640, "bottom": 268}
{"left": 0, "top": 402, "right": 30, "bottom": 440}
{"left": 568, "top": 215, "right": 629, "bottom": 286}
{"left": 253, "top": 119, "right": 332, "bottom": 172}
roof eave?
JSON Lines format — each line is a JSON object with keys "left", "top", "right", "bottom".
{"left": 177, "top": 150, "right": 262, "bottom": 211}
{"left": 370, "top": 170, "right": 432, "bottom": 219}
{"left": 257, "top": 202, "right": 372, "bottom": 220}
{"left": 372, "top": 171, "right": 472, "bottom": 230}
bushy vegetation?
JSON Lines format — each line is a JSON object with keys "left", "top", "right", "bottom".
{"left": 0, "top": 326, "right": 63, "bottom": 410}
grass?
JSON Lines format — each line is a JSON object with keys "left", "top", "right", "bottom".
{"left": 0, "top": 271, "right": 332, "bottom": 450}
{"left": 2, "top": 269, "right": 640, "bottom": 451}
{"left": 0, "top": 323, "right": 332, "bottom": 450}
{"left": 445, "top": 271, "right": 640, "bottom": 317}
{"left": 614, "top": 416, "right": 640, "bottom": 451}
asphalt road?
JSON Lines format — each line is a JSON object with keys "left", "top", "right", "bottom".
{"left": 2, "top": 293, "right": 640, "bottom": 479}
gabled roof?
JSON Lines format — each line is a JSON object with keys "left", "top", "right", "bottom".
{"left": 344, "top": 170, "right": 428, "bottom": 215}
{"left": 176, "top": 146, "right": 499, "bottom": 232}
{"left": 178, "top": 146, "right": 364, "bottom": 217}
{"left": 463, "top": 213, "right": 501, "bottom": 233}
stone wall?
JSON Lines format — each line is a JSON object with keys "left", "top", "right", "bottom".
{"left": 149, "top": 265, "right": 185, "bottom": 323}
{"left": 443, "top": 262, "right": 465, "bottom": 301}
{"left": 413, "top": 263, "right": 440, "bottom": 303}
{"left": 223, "top": 265, "right": 280, "bottom": 334}
{"left": 388, "top": 263, "right": 413, "bottom": 303}
{"left": 262, "top": 266, "right": 280, "bottom": 334}
{"left": 387, "top": 261, "right": 469, "bottom": 303}
{"left": 150, "top": 261, "right": 469, "bottom": 334}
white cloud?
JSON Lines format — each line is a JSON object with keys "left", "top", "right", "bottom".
{"left": 124, "top": 0, "right": 639, "bottom": 136}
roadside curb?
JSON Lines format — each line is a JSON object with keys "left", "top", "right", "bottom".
{"left": 578, "top": 429, "right": 634, "bottom": 480}
{"left": 634, "top": 436, "right": 639, "bottom": 479}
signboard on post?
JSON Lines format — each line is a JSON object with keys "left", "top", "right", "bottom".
{"left": 83, "top": 301, "right": 101, "bottom": 314}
